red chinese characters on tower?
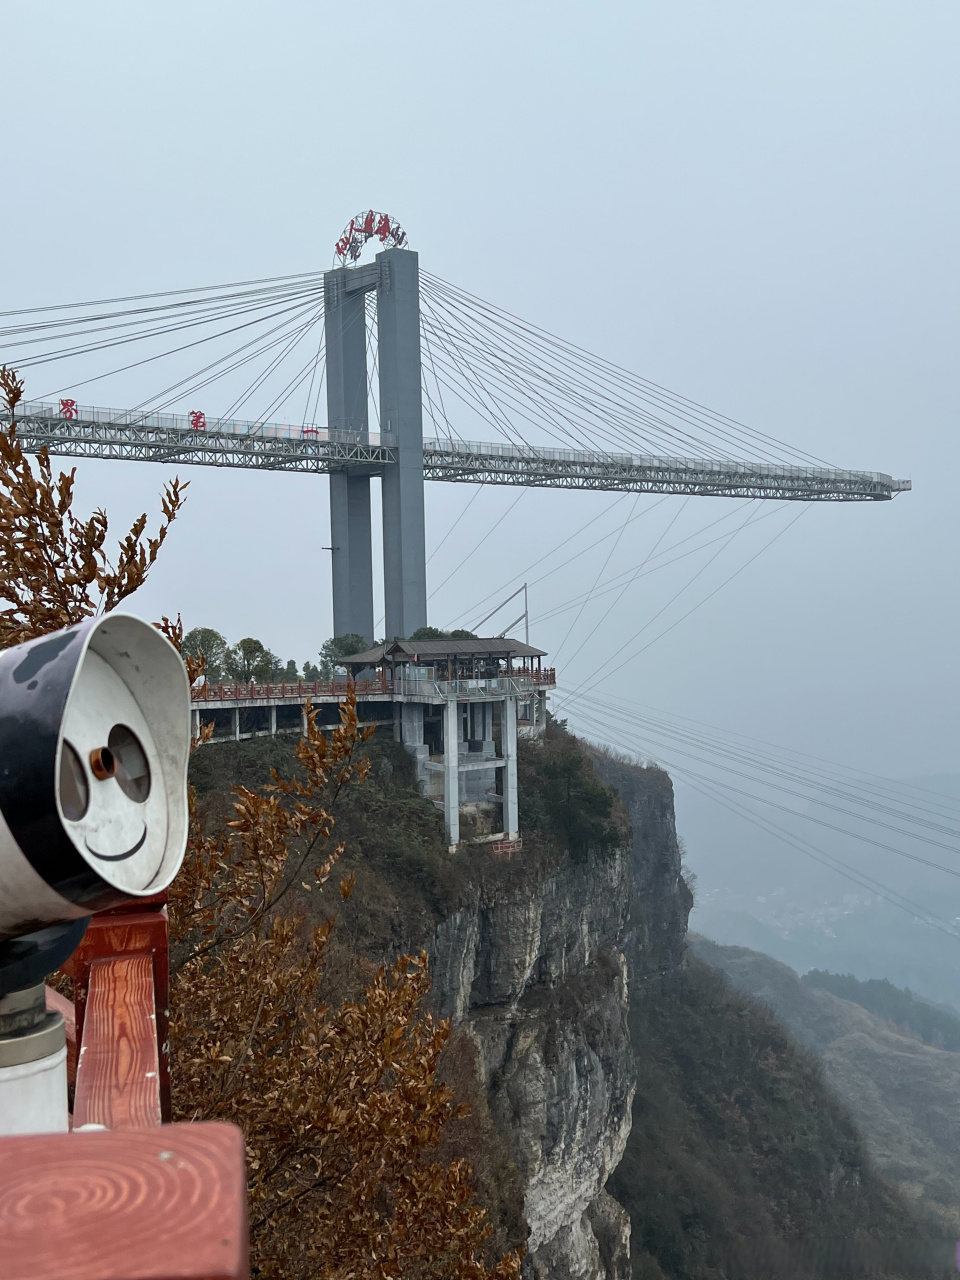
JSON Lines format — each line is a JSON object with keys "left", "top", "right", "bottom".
{"left": 189, "top": 410, "right": 206, "bottom": 431}
{"left": 59, "top": 399, "right": 78, "bottom": 420}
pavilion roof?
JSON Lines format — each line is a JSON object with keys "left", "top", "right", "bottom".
{"left": 344, "top": 637, "right": 546, "bottom": 666}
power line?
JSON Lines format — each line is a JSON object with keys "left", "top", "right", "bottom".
{"left": 432, "top": 488, "right": 529, "bottom": 599}
{"left": 571, "top": 702, "right": 960, "bottom": 940}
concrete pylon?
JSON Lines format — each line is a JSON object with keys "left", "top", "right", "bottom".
{"left": 323, "top": 249, "right": 427, "bottom": 644}
{"left": 377, "top": 249, "right": 427, "bottom": 640}
{"left": 324, "top": 267, "right": 375, "bottom": 643}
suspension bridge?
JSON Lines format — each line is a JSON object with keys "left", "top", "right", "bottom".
{"left": 0, "top": 211, "right": 924, "bottom": 858}
{"left": 1, "top": 209, "right": 909, "bottom": 646}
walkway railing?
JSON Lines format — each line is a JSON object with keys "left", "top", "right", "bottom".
{"left": 6, "top": 400, "right": 910, "bottom": 500}
{"left": 394, "top": 670, "right": 556, "bottom": 699}
{"left": 10, "top": 397, "right": 397, "bottom": 447}
{"left": 191, "top": 676, "right": 392, "bottom": 701}
{"left": 191, "top": 669, "right": 555, "bottom": 703}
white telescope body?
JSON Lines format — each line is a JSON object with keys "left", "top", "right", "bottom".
{"left": 0, "top": 613, "right": 190, "bottom": 939}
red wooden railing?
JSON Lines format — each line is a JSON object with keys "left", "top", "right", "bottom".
{"left": 0, "top": 896, "right": 249, "bottom": 1279}
{"left": 191, "top": 676, "right": 391, "bottom": 701}
{"left": 190, "top": 668, "right": 555, "bottom": 702}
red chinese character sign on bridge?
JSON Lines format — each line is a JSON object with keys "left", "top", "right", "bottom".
{"left": 188, "top": 410, "right": 206, "bottom": 431}
{"left": 59, "top": 399, "right": 77, "bottom": 420}
{"left": 334, "top": 211, "right": 408, "bottom": 266}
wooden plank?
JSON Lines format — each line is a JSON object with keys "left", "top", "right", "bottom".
{"left": 67, "top": 903, "right": 171, "bottom": 1120}
{"left": 45, "top": 984, "right": 77, "bottom": 1086}
{"left": 0, "top": 1122, "right": 248, "bottom": 1280}
{"left": 74, "top": 954, "right": 161, "bottom": 1130}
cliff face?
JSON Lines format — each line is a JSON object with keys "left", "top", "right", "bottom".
{"left": 427, "top": 748, "right": 691, "bottom": 1280}
{"left": 588, "top": 753, "right": 691, "bottom": 982}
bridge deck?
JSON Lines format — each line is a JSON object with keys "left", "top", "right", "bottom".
{"left": 6, "top": 400, "right": 910, "bottom": 501}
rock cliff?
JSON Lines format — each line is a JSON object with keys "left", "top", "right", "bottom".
{"left": 427, "top": 745, "right": 691, "bottom": 1280}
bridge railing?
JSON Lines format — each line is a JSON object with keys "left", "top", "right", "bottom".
{"left": 8, "top": 398, "right": 397, "bottom": 447}
{"left": 395, "top": 672, "right": 555, "bottom": 700}
{"left": 426, "top": 435, "right": 896, "bottom": 485}
{"left": 8, "top": 399, "right": 897, "bottom": 486}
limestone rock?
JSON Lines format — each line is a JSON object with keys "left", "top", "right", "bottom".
{"left": 426, "top": 756, "right": 689, "bottom": 1280}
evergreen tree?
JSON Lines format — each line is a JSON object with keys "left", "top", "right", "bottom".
{"left": 182, "top": 627, "right": 228, "bottom": 682}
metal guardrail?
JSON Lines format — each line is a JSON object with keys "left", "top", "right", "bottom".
{"left": 395, "top": 672, "right": 556, "bottom": 700}
{"left": 7, "top": 398, "right": 397, "bottom": 447}
{"left": 423, "top": 440, "right": 911, "bottom": 501}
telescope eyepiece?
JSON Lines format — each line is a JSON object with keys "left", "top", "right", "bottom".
{"left": 89, "top": 746, "right": 116, "bottom": 780}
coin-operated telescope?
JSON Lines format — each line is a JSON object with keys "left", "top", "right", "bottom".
{"left": 0, "top": 614, "right": 190, "bottom": 1134}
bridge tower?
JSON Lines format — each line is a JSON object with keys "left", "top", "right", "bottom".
{"left": 324, "top": 248, "right": 427, "bottom": 643}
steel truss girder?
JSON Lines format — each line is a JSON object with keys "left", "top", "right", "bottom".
{"left": 7, "top": 413, "right": 907, "bottom": 502}
{"left": 420, "top": 459, "right": 896, "bottom": 501}
{"left": 11, "top": 419, "right": 395, "bottom": 473}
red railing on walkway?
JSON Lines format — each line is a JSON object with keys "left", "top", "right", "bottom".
{"left": 191, "top": 676, "right": 392, "bottom": 701}
{"left": 191, "top": 669, "right": 555, "bottom": 702}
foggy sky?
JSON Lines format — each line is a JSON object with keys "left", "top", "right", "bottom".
{"left": 4, "top": 1, "right": 958, "bottom": 806}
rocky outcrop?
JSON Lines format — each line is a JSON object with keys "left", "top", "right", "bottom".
{"left": 588, "top": 753, "right": 691, "bottom": 980}
{"left": 430, "top": 848, "right": 631, "bottom": 1022}
{"left": 427, "top": 756, "right": 691, "bottom": 1280}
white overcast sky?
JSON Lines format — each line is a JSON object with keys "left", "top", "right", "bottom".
{"left": 4, "top": 1, "right": 957, "bottom": 783}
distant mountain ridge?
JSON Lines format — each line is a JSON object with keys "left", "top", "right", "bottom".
{"left": 690, "top": 934, "right": 960, "bottom": 1233}
{"left": 802, "top": 970, "right": 960, "bottom": 1049}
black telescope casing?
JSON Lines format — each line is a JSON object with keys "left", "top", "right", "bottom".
{"left": 0, "top": 620, "right": 124, "bottom": 914}
{"left": 0, "top": 613, "right": 190, "bottom": 954}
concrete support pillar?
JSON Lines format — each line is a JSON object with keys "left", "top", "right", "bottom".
{"left": 443, "top": 698, "right": 460, "bottom": 848}
{"left": 191, "top": 708, "right": 199, "bottom": 739}
{"left": 377, "top": 249, "right": 427, "bottom": 639}
{"left": 232, "top": 708, "right": 240, "bottom": 742}
{"left": 301, "top": 708, "right": 308, "bottom": 737}
{"left": 503, "top": 697, "right": 518, "bottom": 839}
{"left": 329, "top": 472, "right": 374, "bottom": 643}
{"left": 325, "top": 267, "right": 374, "bottom": 642}
{"left": 482, "top": 702, "right": 494, "bottom": 741}
{"left": 401, "top": 702, "right": 424, "bottom": 747}
{"left": 269, "top": 706, "right": 277, "bottom": 737}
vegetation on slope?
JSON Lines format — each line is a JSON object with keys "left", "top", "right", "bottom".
{"left": 517, "top": 717, "right": 629, "bottom": 860}
{"left": 691, "top": 937, "right": 960, "bottom": 1236}
{"left": 801, "top": 970, "right": 960, "bottom": 1050}
{"left": 609, "top": 955, "right": 950, "bottom": 1280}
{"left": 192, "top": 728, "right": 452, "bottom": 959}
{"left": 190, "top": 727, "right": 528, "bottom": 1265}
